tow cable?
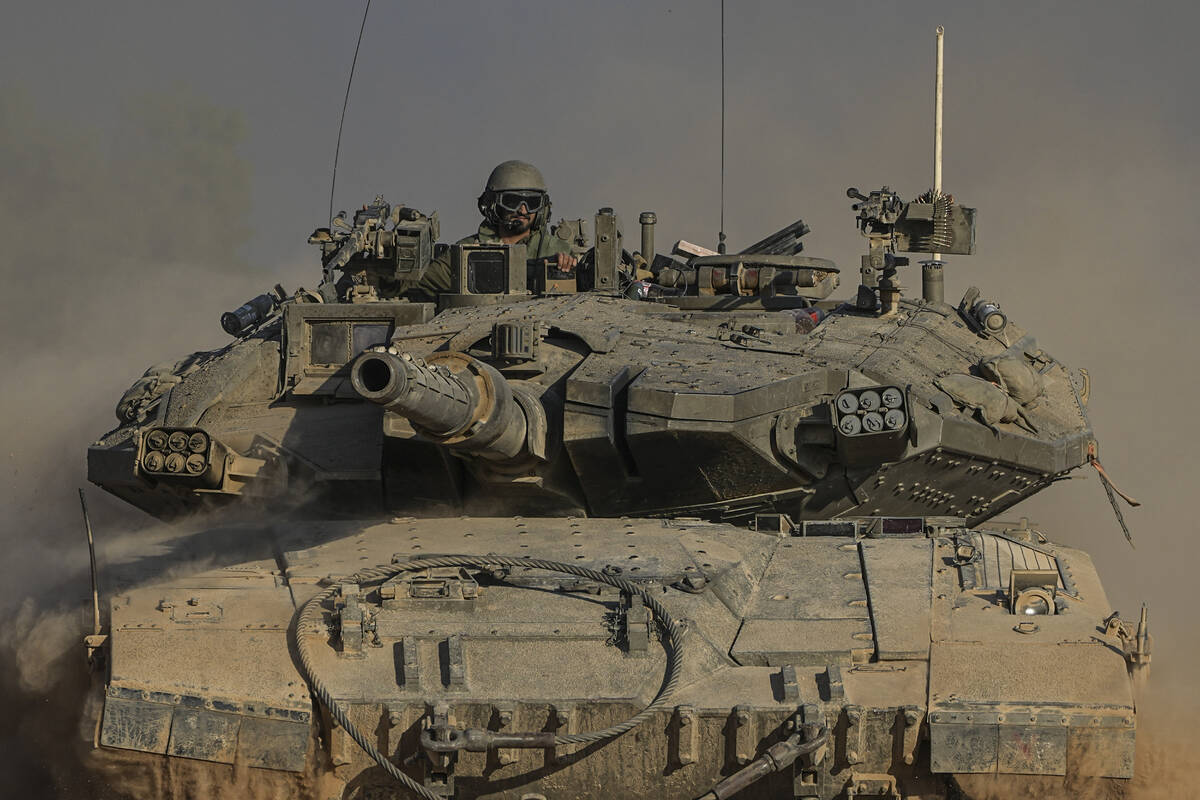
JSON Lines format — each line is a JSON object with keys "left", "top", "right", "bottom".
{"left": 291, "top": 554, "right": 689, "bottom": 800}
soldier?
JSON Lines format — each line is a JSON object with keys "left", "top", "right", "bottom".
{"left": 411, "top": 160, "right": 577, "bottom": 298}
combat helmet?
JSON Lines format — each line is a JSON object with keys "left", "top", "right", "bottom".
{"left": 478, "top": 160, "right": 552, "bottom": 230}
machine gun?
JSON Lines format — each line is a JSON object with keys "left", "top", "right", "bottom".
{"left": 308, "top": 195, "right": 439, "bottom": 295}
{"left": 847, "top": 186, "right": 975, "bottom": 314}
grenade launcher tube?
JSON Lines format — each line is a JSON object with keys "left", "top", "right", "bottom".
{"left": 350, "top": 348, "right": 533, "bottom": 462}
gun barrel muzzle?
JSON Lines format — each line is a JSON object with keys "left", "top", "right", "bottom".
{"left": 351, "top": 350, "right": 476, "bottom": 436}
{"left": 350, "top": 348, "right": 536, "bottom": 462}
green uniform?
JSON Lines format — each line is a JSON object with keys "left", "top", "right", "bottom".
{"left": 410, "top": 221, "right": 573, "bottom": 301}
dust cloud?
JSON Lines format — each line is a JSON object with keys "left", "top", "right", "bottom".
{"left": 945, "top": 52, "right": 1200, "bottom": 800}
{"left": 0, "top": 87, "right": 271, "bottom": 797}
{"left": 1, "top": 4, "right": 1197, "bottom": 798}
{"left": 0, "top": 87, "right": 266, "bottom": 595}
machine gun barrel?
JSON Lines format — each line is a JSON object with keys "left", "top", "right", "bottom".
{"left": 326, "top": 225, "right": 371, "bottom": 271}
{"left": 350, "top": 348, "right": 538, "bottom": 462}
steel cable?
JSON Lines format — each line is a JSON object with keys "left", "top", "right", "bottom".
{"left": 292, "top": 554, "right": 688, "bottom": 797}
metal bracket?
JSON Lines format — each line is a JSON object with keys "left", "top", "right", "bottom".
{"left": 794, "top": 764, "right": 822, "bottom": 800}
{"left": 791, "top": 702, "right": 828, "bottom": 798}
{"left": 491, "top": 702, "right": 518, "bottom": 767}
{"left": 844, "top": 704, "right": 866, "bottom": 766}
{"left": 328, "top": 716, "right": 355, "bottom": 767}
{"left": 386, "top": 703, "right": 425, "bottom": 762}
{"left": 754, "top": 513, "right": 795, "bottom": 535}
{"left": 824, "top": 664, "right": 845, "bottom": 701}
{"left": 800, "top": 704, "right": 827, "bottom": 767}
{"left": 423, "top": 702, "right": 458, "bottom": 793}
{"left": 441, "top": 635, "right": 467, "bottom": 690}
{"left": 336, "top": 583, "right": 365, "bottom": 657}
{"left": 159, "top": 596, "right": 224, "bottom": 624}
{"left": 732, "top": 704, "right": 757, "bottom": 766}
{"left": 1106, "top": 607, "right": 1152, "bottom": 675}
{"left": 593, "top": 208, "right": 620, "bottom": 290}
{"left": 552, "top": 703, "right": 577, "bottom": 764}
{"left": 845, "top": 772, "right": 900, "bottom": 799}
{"left": 672, "top": 705, "right": 698, "bottom": 767}
{"left": 780, "top": 664, "right": 801, "bottom": 702}
{"left": 900, "top": 705, "right": 923, "bottom": 766}
{"left": 399, "top": 635, "right": 420, "bottom": 688}
{"left": 84, "top": 633, "right": 109, "bottom": 667}
{"left": 382, "top": 567, "right": 479, "bottom": 606}
{"left": 622, "top": 591, "right": 650, "bottom": 654}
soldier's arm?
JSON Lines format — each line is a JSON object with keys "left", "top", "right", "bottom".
{"left": 401, "top": 250, "right": 453, "bottom": 302}
{"left": 537, "top": 231, "right": 577, "bottom": 272}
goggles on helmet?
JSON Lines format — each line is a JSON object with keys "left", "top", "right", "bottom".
{"left": 495, "top": 190, "right": 547, "bottom": 214}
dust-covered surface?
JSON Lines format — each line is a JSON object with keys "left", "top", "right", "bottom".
{"left": 1, "top": 3, "right": 1196, "bottom": 797}
{"left": 954, "top": 682, "right": 1200, "bottom": 800}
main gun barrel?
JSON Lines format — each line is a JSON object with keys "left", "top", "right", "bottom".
{"left": 351, "top": 349, "right": 475, "bottom": 435}
{"left": 350, "top": 348, "right": 540, "bottom": 462}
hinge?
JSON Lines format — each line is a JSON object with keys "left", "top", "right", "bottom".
{"left": 381, "top": 568, "right": 479, "bottom": 607}
{"left": 622, "top": 591, "right": 650, "bottom": 655}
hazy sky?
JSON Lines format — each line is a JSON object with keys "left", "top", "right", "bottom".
{"left": 4, "top": 1, "right": 1195, "bottom": 270}
{"left": 2, "top": 0, "right": 1197, "bottom": 687}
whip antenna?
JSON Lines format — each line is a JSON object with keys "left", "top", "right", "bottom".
{"left": 933, "top": 25, "right": 944, "bottom": 246}
{"left": 921, "top": 25, "right": 947, "bottom": 303}
{"left": 718, "top": 0, "right": 727, "bottom": 254}
{"left": 329, "top": 0, "right": 372, "bottom": 226}
{"left": 79, "top": 488, "right": 100, "bottom": 637}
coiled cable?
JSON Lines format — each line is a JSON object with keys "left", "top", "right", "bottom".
{"left": 291, "top": 554, "right": 688, "bottom": 798}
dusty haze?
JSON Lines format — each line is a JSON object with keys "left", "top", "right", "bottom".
{"left": 1, "top": 2, "right": 1195, "bottom": 796}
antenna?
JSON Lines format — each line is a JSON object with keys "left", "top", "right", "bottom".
{"left": 922, "top": 25, "right": 946, "bottom": 303}
{"left": 328, "top": 0, "right": 373, "bottom": 227}
{"left": 933, "top": 24, "right": 944, "bottom": 235}
{"left": 78, "top": 488, "right": 100, "bottom": 637}
{"left": 717, "top": 0, "right": 727, "bottom": 254}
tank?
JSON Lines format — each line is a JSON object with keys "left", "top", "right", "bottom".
{"left": 83, "top": 185, "right": 1149, "bottom": 799}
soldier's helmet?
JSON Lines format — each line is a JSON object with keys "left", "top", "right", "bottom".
{"left": 478, "top": 160, "right": 551, "bottom": 229}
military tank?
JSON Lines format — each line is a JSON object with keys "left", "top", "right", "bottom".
{"left": 83, "top": 182, "right": 1149, "bottom": 799}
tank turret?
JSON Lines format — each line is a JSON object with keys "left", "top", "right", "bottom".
{"left": 89, "top": 189, "right": 1098, "bottom": 527}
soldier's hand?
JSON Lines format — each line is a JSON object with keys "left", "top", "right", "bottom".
{"left": 555, "top": 253, "right": 578, "bottom": 273}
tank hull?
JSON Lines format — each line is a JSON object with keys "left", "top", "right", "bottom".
{"left": 92, "top": 516, "right": 1138, "bottom": 799}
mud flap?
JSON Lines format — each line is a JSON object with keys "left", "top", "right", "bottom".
{"left": 100, "top": 693, "right": 311, "bottom": 772}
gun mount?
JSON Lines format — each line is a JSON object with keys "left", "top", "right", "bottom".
{"left": 847, "top": 186, "right": 975, "bottom": 313}
{"left": 309, "top": 194, "right": 440, "bottom": 302}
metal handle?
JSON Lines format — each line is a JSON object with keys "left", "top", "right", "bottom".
{"left": 420, "top": 726, "right": 556, "bottom": 754}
